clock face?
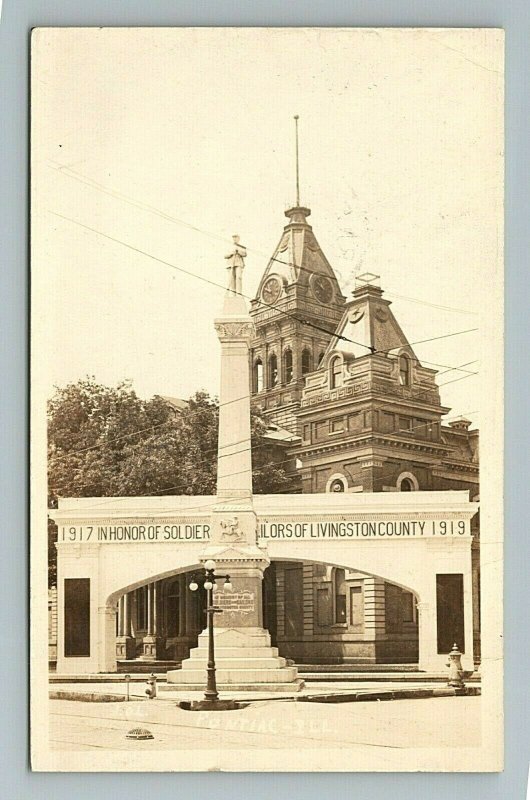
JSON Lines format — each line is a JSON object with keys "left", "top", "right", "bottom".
{"left": 262, "top": 277, "right": 281, "bottom": 305}
{"left": 311, "top": 275, "right": 333, "bottom": 304}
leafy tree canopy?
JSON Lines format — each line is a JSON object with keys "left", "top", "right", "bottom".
{"left": 48, "top": 377, "right": 292, "bottom": 499}
{"left": 47, "top": 377, "right": 294, "bottom": 585}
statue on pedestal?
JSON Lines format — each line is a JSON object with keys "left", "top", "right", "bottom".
{"left": 225, "top": 234, "right": 247, "bottom": 294}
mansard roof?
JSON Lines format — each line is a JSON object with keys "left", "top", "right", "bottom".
{"left": 254, "top": 205, "right": 344, "bottom": 301}
{"left": 323, "top": 283, "right": 420, "bottom": 362}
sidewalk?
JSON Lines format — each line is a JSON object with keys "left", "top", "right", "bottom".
{"left": 49, "top": 694, "right": 482, "bottom": 752}
{"left": 49, "top": 678, "right": 480, "bottom": 704}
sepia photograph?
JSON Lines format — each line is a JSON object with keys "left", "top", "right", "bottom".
{"left": 30, "top": 27, "right": 504, "bottom": 772}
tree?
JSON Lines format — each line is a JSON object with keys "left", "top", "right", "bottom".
{"left": 47, "top": 378, "right": 294, "bottom": 585}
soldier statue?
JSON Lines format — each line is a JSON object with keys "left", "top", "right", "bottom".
{"left": 225, "top": 234, "right": 247, "bottom": 294}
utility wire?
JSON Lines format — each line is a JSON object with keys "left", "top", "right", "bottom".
{"left": 47, "top": 348, "right": 477, "bottom": 465}
{"left": 50, "top": 209, "right": 479, "bottom": 357}
{"left": 57, "top": 404, "right": 479, "bottom": 518}
{"left": 49, "top": 364, "right": 478, "bottom": 510}
{"left": 50, "top": 210, "right": 370, "bottom": 351}
{"left": 47, "top": 161, "right": 479, "bottom": 317}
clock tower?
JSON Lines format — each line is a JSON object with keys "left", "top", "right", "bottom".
{"left": 249, "top": 203, "right": 345, "bottom": 433}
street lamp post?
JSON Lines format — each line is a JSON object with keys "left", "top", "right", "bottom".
{"left": 185, "top": 559, "right": 237, "bottom": 709}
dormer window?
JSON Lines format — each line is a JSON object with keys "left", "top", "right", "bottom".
{"left": 399, "top": 354, "right": 411, "bottom": 386}
{"left": 330, "top": 356, "right": 342, "bottom": 389}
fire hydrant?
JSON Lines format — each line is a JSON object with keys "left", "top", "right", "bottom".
{"left": 145, "top": 673, "right": 157, "bottom": 699}
{"left": 446, "top": 643, "right": 466, "bottom": 690}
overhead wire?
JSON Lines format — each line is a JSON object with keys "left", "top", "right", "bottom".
{"left": 50, "top": 210, "right": 369, "bottom": 351}
{"left": 50, "top": 209, "right": 479, "bottom": 360}
{"left": 54, "top": 404, "right": 479, "bottom": 518}
{"left": 47, "top": 160, "right": 479, "bottom": 317}
{"left": 46, "top": 165, "right": 480, "bottom": 510}
{"left": 49, "top": 363, "right": 479, "bottom": 512}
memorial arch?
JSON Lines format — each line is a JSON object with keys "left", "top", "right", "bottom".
{"left": 51, "top": 235, "right": 478, "bottom": 689}
{"left": 53, "top": 489, "right": 477, "bottom": 676}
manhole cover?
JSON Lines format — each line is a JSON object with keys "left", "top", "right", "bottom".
{"left": 126, "top": 727, "right": 154, "bottom": 740}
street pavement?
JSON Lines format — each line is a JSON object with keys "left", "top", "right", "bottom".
{"left": 49, "top": 694, "right": 481, "bottom": 752}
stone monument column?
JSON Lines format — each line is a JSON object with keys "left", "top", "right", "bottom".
{"left": 167, "top": 239, "right": 302, "bottom": 690}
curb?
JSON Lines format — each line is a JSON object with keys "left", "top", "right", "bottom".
{"left": 50, "top": 690, "right": 131, "bottom": 702}
{"left": 297, "top": 686, "right": 481, "bottom": 703}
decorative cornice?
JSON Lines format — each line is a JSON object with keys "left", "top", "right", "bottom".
{"left": 300, "top": 380, "right": 441, "bottom": 409}
{"left": 289, "top": 434, "right": 451, "bottom": 460}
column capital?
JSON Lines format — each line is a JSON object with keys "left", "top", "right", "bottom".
{"left": 214, "top": 319, "right": 254, "bottom": 343}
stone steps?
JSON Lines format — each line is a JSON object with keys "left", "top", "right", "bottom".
{"left": 169, "top": 665, "right": 299, "bottom": 684}
{"left": 296, "top": 663, "right": 420, "bottom": 673}
{"left": 189, "top": 646, "right": 281, "bottom": 659}
{"left": 159, "top": 680, "right": 306, "bottom": 693}
{"left": 181, "top": 656, "right": 287, "bottom": 670}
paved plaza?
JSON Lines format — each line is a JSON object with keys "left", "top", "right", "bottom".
{"left": 49, "top": 693, "right": 481, "bottom": 752}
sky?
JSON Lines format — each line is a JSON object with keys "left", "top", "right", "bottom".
{"left": 32, "top": 28, "right": 503, "bottom": 426}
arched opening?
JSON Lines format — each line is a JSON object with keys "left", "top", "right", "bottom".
{"left": 329, "top": 478, "right": 346, "bottom": 493}
{"left": 253, "top": 358, "right": 264, "bottom": 392}
{"left": 301, "top": 348, "right": 311, "bottom": 376}
{"left": 400, "top": 478, "right": 413, "bottom": 492}
{"left": 263, "top": 558, "right": 419, "bottom": 666}
{"left": 399, "top": 354, "right": 411, "bottom": 386}
{"left": 330, "top": 355, "right": 343, "bottom": 389}
{"left": 283, "top": 348, "right": 293, "bottom": 383}
{"left": 112, "top": 568, "right": 207, "bottom": 666}
{"left": 268, "top": 353, "right": 278, "bottom": 388}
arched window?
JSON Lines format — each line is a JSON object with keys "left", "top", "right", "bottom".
{"left": 326, "top": 473, "right": 348, "bottom": 493}
{"left": 399, "top": 354, "right": 411, "bottom": 386}
{"left": 253, "top": 358, "right": 264, "bottom": 392}
{"left": 283, "top": 349, "right": 293, "bottom": 383}
{"left": 268, "top": 353, "right": 278, "bottom": 388}
{"left": 330, "top": 356, "right": 342, "bottom": 389}
{"left": 397, "top": 472, "right": 419, "bottom": 492}
{"left": 334, "top": 568, "right": 347, "bottom": 623}
{"left": 301, "top": 348, "right": 311, "bottom": 376}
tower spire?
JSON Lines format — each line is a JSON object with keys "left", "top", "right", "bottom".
{"left": 294, "top": 115, "right": 300, "bottom": 207}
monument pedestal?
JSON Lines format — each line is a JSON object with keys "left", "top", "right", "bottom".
{"left": 166, "top": 247, "right": 303, "bottom": 693}
{"left": 166, "top": 627, "right": 304, "bottom": 691}
{"left": 166, "top": 545, "right": 303, "bottom": 692}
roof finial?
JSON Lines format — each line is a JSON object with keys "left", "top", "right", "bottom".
{"left": 294, "top": 115, "right": 300, "bottom": 207}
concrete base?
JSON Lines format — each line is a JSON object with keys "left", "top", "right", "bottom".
{"left": 178, "top": 699, "right": 246, "bottom": 711}
{"left": 161, "top": 681, "right": 305, "bottom": 693}
{"left": 167, "top": 627, "right": 303, "bottom": 690}
{"left": 139, "top": 636, "right": 164, "bottom": 660}
{"left": 115, "top": 636, "right": 136, "bottom": 660}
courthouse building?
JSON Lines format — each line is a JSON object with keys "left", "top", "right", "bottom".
{"left": 249, "top": 203, "right": 479, "bottom": 664}
{"left": 49, "top": 202, "right": 480, "bottom": 670}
